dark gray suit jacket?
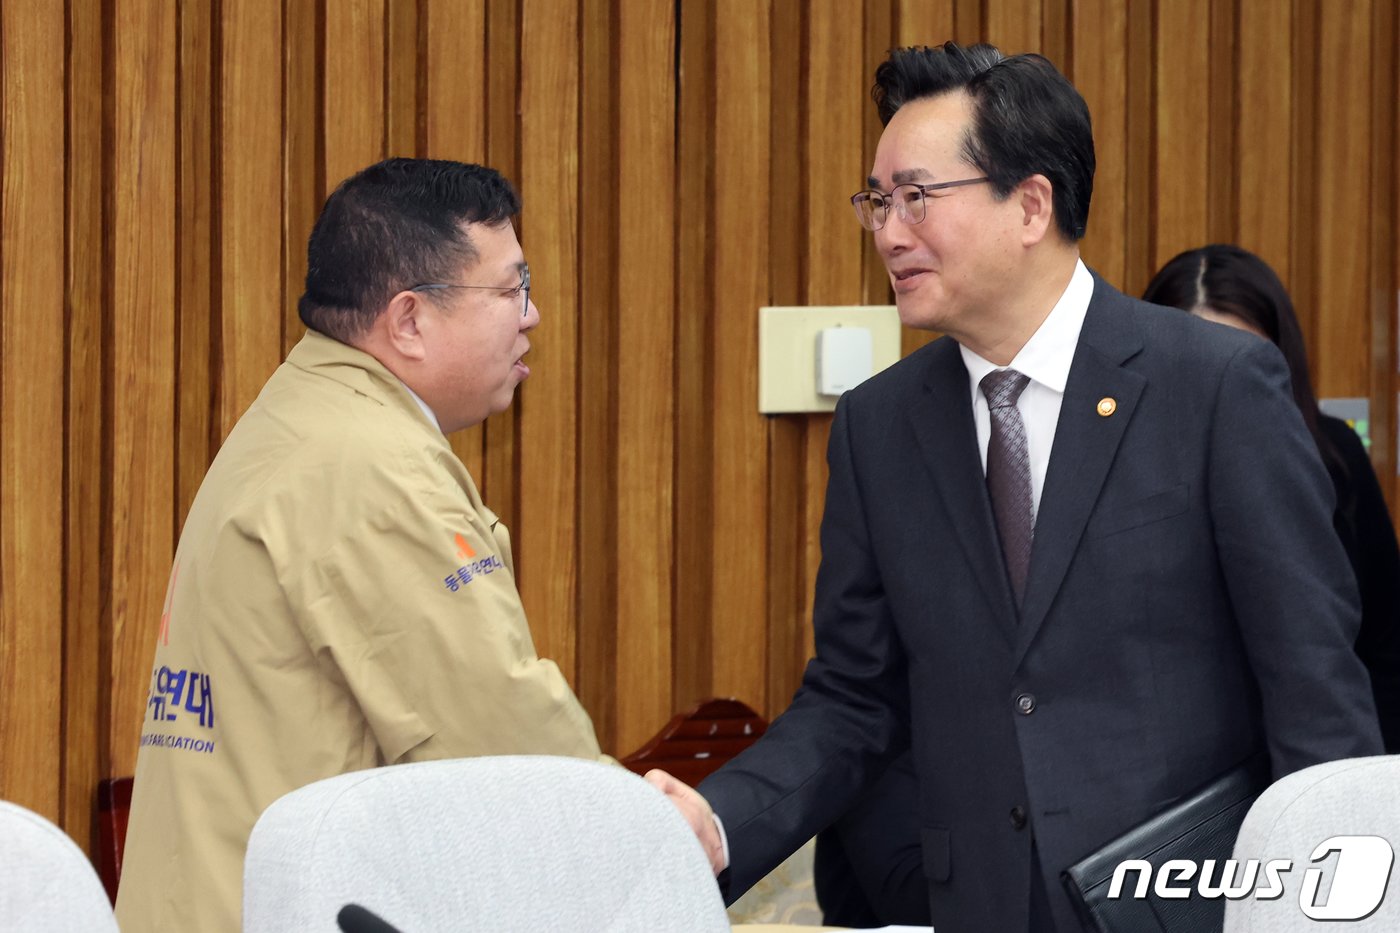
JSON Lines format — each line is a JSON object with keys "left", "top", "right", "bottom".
{"left": 700, "top": 275, "right": 1382, "bottom": 932}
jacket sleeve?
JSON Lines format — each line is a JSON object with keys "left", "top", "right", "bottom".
{"left": 1207, "top": 338, "right": 1383, "bottom": 773}
{"left": 700, "top": 394, "right": 910, "bottom": 901}
{"left": 288, "top": 481, "right": 605, "bottom": 766}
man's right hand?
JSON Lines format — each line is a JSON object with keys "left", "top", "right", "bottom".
{"left": 644, "top": 768, "right": 726, "bottom": 875}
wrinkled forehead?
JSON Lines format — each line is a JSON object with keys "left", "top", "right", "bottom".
{"left": 868, "top": 92, "right": 977, "bottom": 190}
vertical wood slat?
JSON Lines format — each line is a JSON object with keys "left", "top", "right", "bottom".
{"left": 517, "top": 0, "right": 580, "bottom": 679}
{"left": 0, "top": 0, "right": 66, "bottom": 817}
{"left": 385, "top": 0, "right": 419, "bottom": 158}
{"left": 614, "top": 0, "right": 676, "bottom": 753}
{"left": 710, "top": 0, "right": 772, "bottom": 711}
{"left": 1205, "top": 0, "right": 1236, "bottom": 243}
{"left": 800, "top": 0, "right": 867, "bottom": 698}
{"left": 424, "top": 0, "right": 489, "bottom": 489}
{"left": 1072, "top": 0, "right": 1129, "bottom": 287}
{"left": 576, "top": 0, "right": 618, "bottom": 749}
{"left": 62, "top": 0, "right": 109, "bottom": 849}
{"left": 1288, "top": 0, "right": 1320, "bottom": 365}
{"left": 1122, "top": 0, "right": 1155, "bottom": 294}
{"left": 1236, "top": 0, "right": 1292, "bottom": 281}
{"left": 1313, "top": 0, "right": 1372, "bottom": 398}
{"left": 1152, "top": 0, "right": 1211, "bottom": 271}
{"left": 177, "top": 0, "right": 215, "bottom": 527}
{"left": 282, "top": 0, "right": 319, "bottom": 357}
{"left": 482, "top": 0, "right": 523, "bottom": 527}
{"left": 220, "top": 0, "right": 284, "bottom": 440}
{"left": 1368, "top": 0, "right": 1397, "bottom": 506}
{"left": 898, "top": 0, "right": 954, "bottom": 45}
{"left": 765, "top": 0, "right": 807, "bottom": 721}
{"left": 109, "top": 0, "right": 178, "bottom": 777}
{"left": 323, "top": 0, "right": 385, "bottom": 194}
{"left": 985, "top": 0, "right": 1042, "bottom": 52}
{"left": 672, "top": 0, "right": 716, "bottom": 713}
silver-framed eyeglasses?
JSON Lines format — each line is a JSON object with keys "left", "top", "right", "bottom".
{"left": 850, "top": 178, "right": 990, "bottom": 231}
{"left": 410, "top": 264, "right": 531, "bottom": 317}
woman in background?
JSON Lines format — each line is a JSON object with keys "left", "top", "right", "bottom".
{"left": 1143, "top": 244, "right": 1400, "bottom": 751}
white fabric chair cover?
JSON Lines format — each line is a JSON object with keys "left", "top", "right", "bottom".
{"left": 1224, "top": 755, "right": 1400, "bottom": 931}
{"left": 243, "top": 755, "right": 729, "bottom": 933}
{"left": 0, "top": 800, "right": 120, "bottom": 933}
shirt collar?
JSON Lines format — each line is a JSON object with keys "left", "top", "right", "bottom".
{"left": 399, "top": 380, "right": 442, "bottom": 433}
{"left": 959, "top": 258, "right": 1093, "bottom": 394}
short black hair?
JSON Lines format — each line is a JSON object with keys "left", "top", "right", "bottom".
{"left": 298, "top": 158, "right": 521, "bottom": 341}
{"left": 872, "top": 42, "right": 1095, "bottom": 241}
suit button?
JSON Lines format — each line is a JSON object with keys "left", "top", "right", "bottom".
{"left": 1015, "top": 693, "right": 1036, "bottom": 714}
{"left": 1010, "top": 806, "right": 1028, "bottom": 830}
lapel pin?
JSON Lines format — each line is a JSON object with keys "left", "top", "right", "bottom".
{"left": 1097, "top": 397, "right": 1116, "bottom": 417}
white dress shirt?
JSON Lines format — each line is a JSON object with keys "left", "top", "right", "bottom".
{"left": 959, "top": 259, "right": 1093, "bottom": 521}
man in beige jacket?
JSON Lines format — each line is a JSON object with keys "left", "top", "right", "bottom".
{"left": 116, "top": 159, "right": 605, "bottom": 933}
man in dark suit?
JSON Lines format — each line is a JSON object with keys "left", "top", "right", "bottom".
{"left": 648, "top": 42, "right": 1382, "bottom": 932}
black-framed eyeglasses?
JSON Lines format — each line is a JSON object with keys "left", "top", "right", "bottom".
{"left": 410, "top": 265, "right": 531, "bottom": 317}
{"left": 850, "top": 178, "right": 990, "bottom": 231}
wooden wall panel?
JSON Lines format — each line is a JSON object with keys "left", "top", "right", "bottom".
{"left": 1314, "top": 0, "right": 1373, "bottom": 398}
{"left": 576, "top": 0, "right": 620, "bottom": 748}
{"left": 0, "top": 0, "right": 66, "bottom": 816}
{"left": 898, "top": 0, "right": 955, "bottom": 46}
{"left": 1153, "top": 0, "right": 1211, "bottom": 271}
{"left": 800, "top": 0, "right": 866, "bottom": 692}
{"left": 1073, "top": 0, "right": 1129, "bottom": 287}
{"left": 986, "top": 0, "right": 1042, "bottom": 52}
{"left": 517, "top": 0, "right": 580, "bottom": 679}
{"left": 109, "top": 0, "right": 178, "bottom": 778}
{"left": 220, "top": 0, "right": 284, "bottom": 439}
{"left": 673, "top": 0, "right": 716, "bottom": 715}
{"left": 1237, "top": 0, "right": 1292, "bottom": 280}
{"left": 385, "top": 0, "right": 419, "bottom": 158}
{"left": 614, "top": 0, "right": 677, "bottom": 752}
{"left": 710, "top": 0, "right": 772, "bottom": 713}
{"left": 63, "top": 0, "right": 109, "bottom": 844}
{"left": 177, "top": 0, "right": 215, "bottom": 525}
{"left": 282, "top": 0, "right": 318, "bottom": 357}
{"left": 764, "top": 0, "right": 808, "bottom": 725}
{"left": 324, "top": 0, "right": 386, "bottom": 196}
{"left": 0, "top": 0, "right": 1396, "bottom": 849}
{"left": 1369, "top": 0, "right": 1397, "bottom": 496}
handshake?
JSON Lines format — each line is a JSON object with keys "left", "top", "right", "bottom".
{"left": 645, "top": 769, "right": 726, "bottom": 875}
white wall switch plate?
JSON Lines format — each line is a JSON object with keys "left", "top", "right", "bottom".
{"left": 759, "top": 306, "right": 901, "bottom": 413}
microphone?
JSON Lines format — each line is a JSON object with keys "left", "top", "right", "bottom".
{"left": 337, "top": 903, "right": 404, "bottom": 933}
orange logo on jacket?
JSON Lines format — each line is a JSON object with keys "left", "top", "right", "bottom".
{"left": 454, "top": 533, "right": 476, "bottom": 560}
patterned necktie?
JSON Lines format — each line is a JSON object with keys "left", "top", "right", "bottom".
{"left": 980, "top": 369, "right": 1034, "bottom": 606}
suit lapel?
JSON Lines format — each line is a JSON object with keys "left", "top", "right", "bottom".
{"left": 908, "top": 340, "right": 1018, "bottom": 648}
{"left": 1013, "top": 280, "right": 1146, "bottom": 666}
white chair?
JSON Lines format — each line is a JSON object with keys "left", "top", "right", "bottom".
{"left": 1224, "top": 755, "right": 1400, "bottom": 932}
{"left": 0, "top": 800, "right": 120, "bottom": 932}
{"left": 243, "top": 755, "right": 730, "bottom": 933}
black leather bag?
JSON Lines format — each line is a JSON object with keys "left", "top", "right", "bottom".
{"left": 1061, "top": 757, "right": 1271, "bottom": 933}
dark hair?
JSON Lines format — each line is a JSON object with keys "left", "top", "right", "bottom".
{"left": 1142, "top": 244, "right": 1340, "bottom": 475}
{"left": 298, "top": 158, "right": 521, "bottom": 341}
{"left": 871, "top": 42, "right": 1095, "bottom": 242}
